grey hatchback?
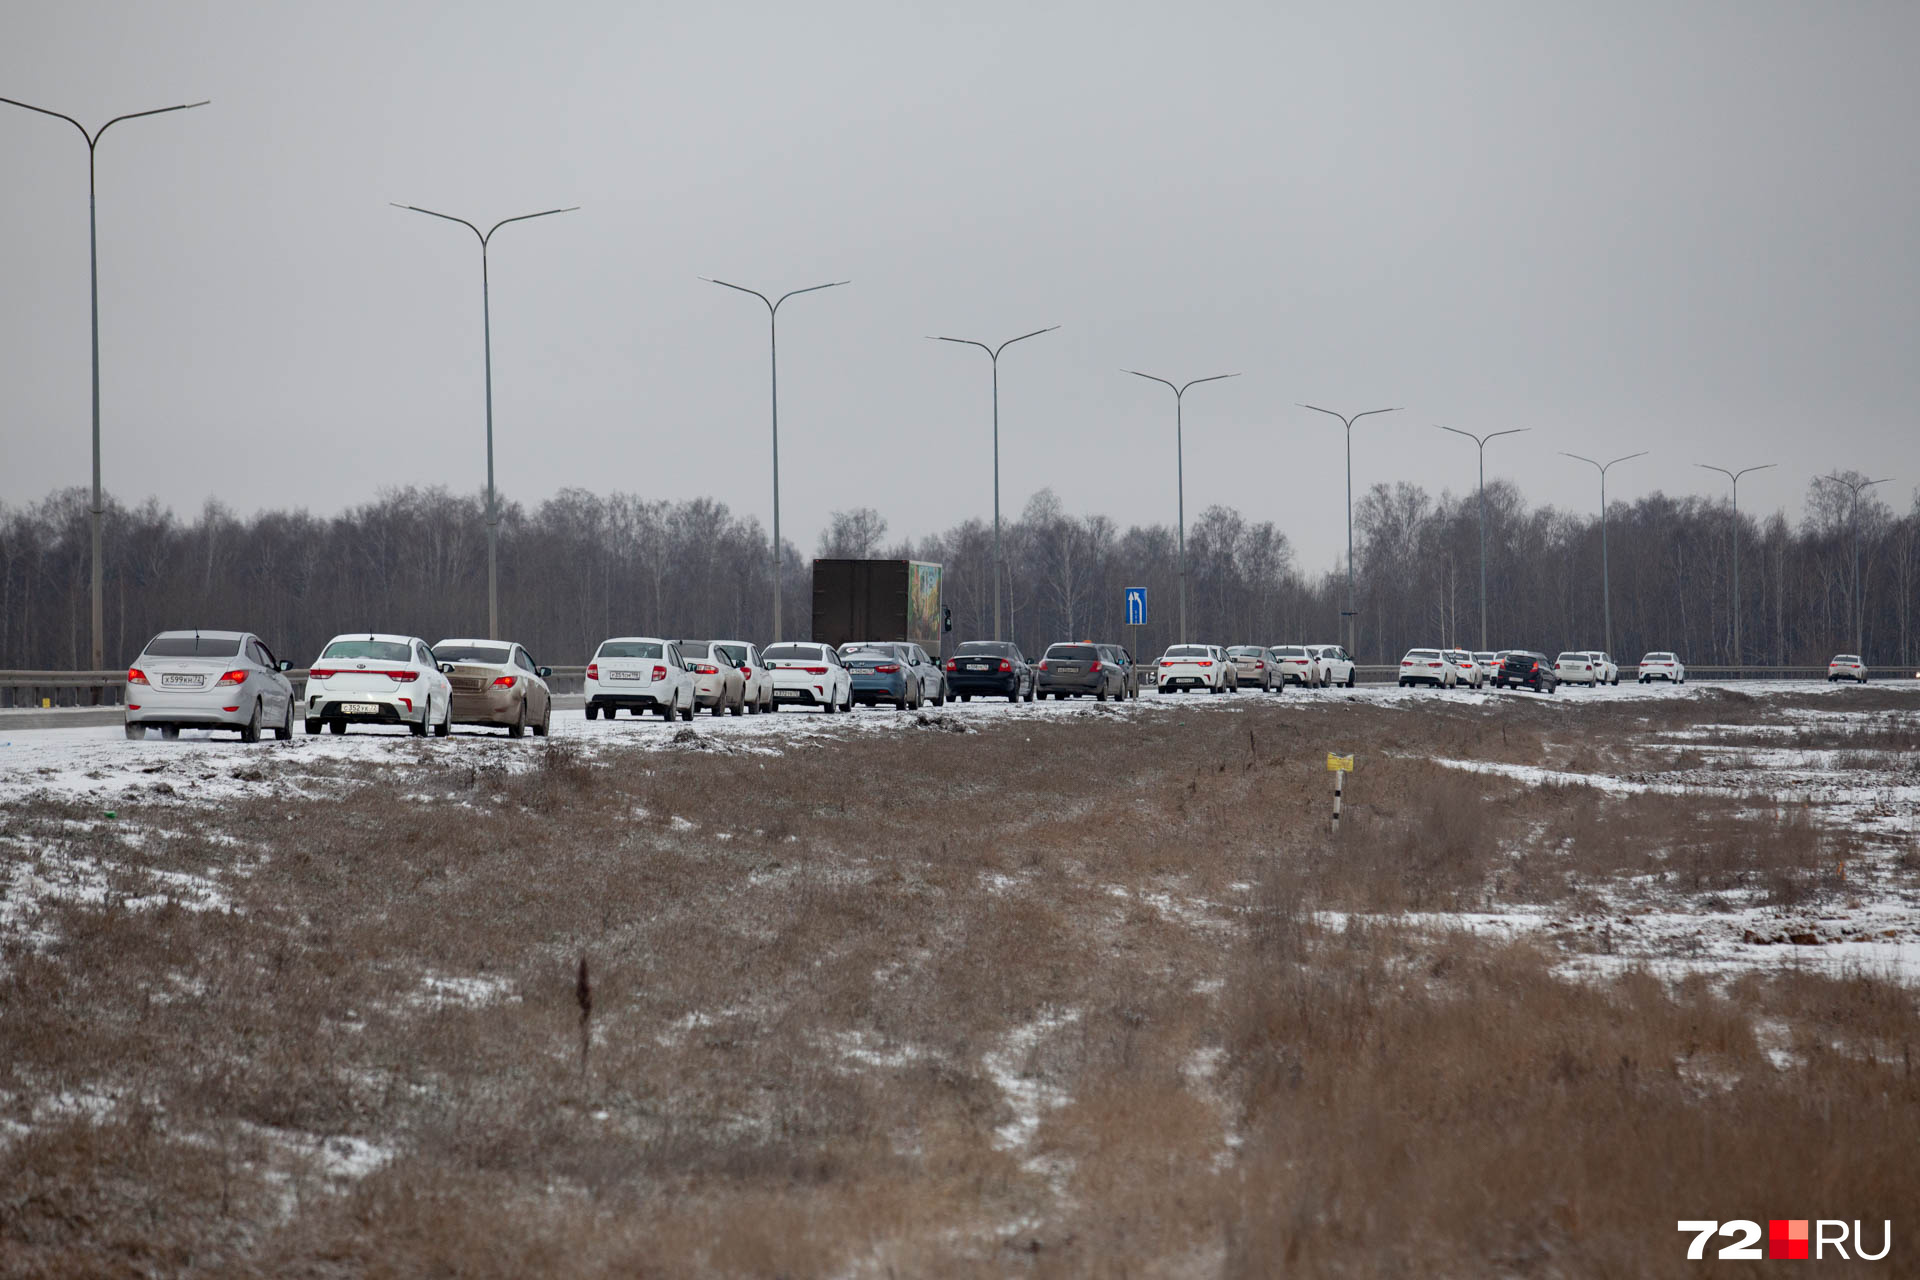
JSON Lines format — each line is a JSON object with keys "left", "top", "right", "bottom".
{"left": 1035, "top": 642, "right": 1127, "bottom": 701}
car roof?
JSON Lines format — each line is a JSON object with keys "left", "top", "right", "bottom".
{"left": 596, "top": 636, "right": 675, "bottom": 645}
{"left": 436, "top": 637, "right": 514, "bottom": 648}
{"left": 325, "top": 632, "right": 416, "bottom": 644}
{"left": 151, "top": 628, "right": 247, "bottom": 640}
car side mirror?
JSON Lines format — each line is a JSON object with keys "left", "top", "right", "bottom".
{"left": 277, "top": 660, "right": 293, "bottom": 672}
{"left": 439, "top": 663, "right": 454, "bottom": 674}
{"left": 536, "top": 666, "right": 552, "bottom": 678}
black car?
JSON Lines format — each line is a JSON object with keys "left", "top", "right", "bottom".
{"left": 944, "top": 640, "right": 1035, "bottom": 702}
{"left": 1494, "top": 650, "right": 1557, "bottom": 694}
{"left": 1036, "top": 642, "right": 1128, "bottom": 701}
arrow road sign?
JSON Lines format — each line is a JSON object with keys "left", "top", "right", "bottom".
{"left": 1125, "top": 587, "right": 1148, "bottom": 626}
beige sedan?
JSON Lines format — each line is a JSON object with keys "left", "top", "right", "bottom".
{"left": 678, "top": 640, "right": 748, "bottom": 716}
{"left": 434, "top": 639, "right": 553, "bottom": 737}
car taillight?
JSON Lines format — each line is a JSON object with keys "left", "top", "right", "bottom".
{"left": 693, "top": 663, "right": 718, "bottom": 675}
{"left": 127, "top": 667, "right": 148, "bottom": 685}
{"left": 803, "top": 666, "right": 828, "bottom": 675}
{"left": 874, "top": 663, "right": 900, "bottom": 673}
{"left": 308, "top": 668, "right": 337, "bottom": 680}
{"left": 586, "top": 662, "right": 599, "bottom": 680}
{"left": 739, "top": 666, "right": 753, "bottom": 678}
{"left": 945, "top": 659, "right": 957, "bottom": 671}
{"left": 492, "top": 675, "right": 516, "bottom": 687}
{"left": 652, "top": 665, "right": 667, "bottom": 681}
{"left": 1428, "top": 662, "right": 1441, "bottom": 667}
{"left": 1038, "top": 660, "right": 1049, "bottom": 671}
{"left": 1197, "top": 660, "right": 1212, "bottom": 667}
{"left": 998, "top": 659, "right": 1011, "bottom": 672}
{"left": 217, "top": 669, "right": 247, "bottom": 685}
{"left": 387, "top": 670, "right": 419, "bottom": 682}
{"left": 1254, "top": 661, "right": 1265, "bottom": 669}
{"left": 1089, "top": 660, "right": 1102, "bottom": 673}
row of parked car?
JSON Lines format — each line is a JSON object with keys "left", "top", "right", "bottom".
{"left": 1393, "top": 648, "right": 1691, "bottom": 693}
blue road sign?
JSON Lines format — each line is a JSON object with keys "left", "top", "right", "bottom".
{"left": 1125, "top": 587, "right": 1148, "bottom": 626}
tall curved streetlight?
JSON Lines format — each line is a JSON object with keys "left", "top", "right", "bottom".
{"left": 1561, "top": 450, "right": 1647, "bottom": 658}
{"left": 2, "top": 94, "right": 209, "bottom": 676}
{"left": 703, "top": 277, "right": 848, "bottom": 643}
{"left": 930, "top": 326, "right": 1058, "bottom": 640}
{"left": 1126, "top": 371, "right": 1239, "bottom": 644}
{"left": 1814, "top": 472, "right": 1892, "bottom": 658}
{"left": 1435, "top": 425, "right": 1529, "bottom": 650}
{"left": 1300, "top": 404, "right": 1401, "bottom": 657}
{"left": 392, "top": 203, "right": 578, "bottom": 640}
{"left": 1694, "top": 462, "right": 1774, "bottom": 670}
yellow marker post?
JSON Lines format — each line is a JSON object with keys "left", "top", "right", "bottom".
{"left": 1327, "top": 754, "right": 1353, "bottom": 834}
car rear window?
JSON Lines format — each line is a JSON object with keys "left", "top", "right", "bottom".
{"left": 678, "top": 640, "right": 710, "bottom": 653}
{"left": 1165, "top": 646, "right": 1209, "bottom": 658}
{"left": 322, "top": 640, "right": 413, "bottom": 662}
{"left": 1228, "top": 647, "right": 1264, "bottom": 658}
{"left": 1643, "top": 653, "right": 1674, "bottom": 661}
{"left": 715, "top": 644, "right": 748, "bottom": 664}
{"left": 1047, "top": 645, "right": 1098, "bottom": 660}
{"left": 956, "top": 641, "right": 1012, "bottom": 656}
{"left": 1556, "top": 653, "right": 1586, "bottom": 662}
{"left": 763, "top": 645, "right": 820, "bottom": 660}
{"left": 598, "top": 641, "right": 664, "bottom": 659}
{"left": 142, "top": 634, "right": 242, "bottom": 658}
{"left": 1406, "top": 649, "right": 1441, "bottom": 659}
{"left": 435, "top": 644, "right": 512, "bottom": 664}
{"left": 1473, "top": 653, "right": 1496, "bottom": 661}
{"left": 1273, "top": 646, "right": 1306, "bottom": 657}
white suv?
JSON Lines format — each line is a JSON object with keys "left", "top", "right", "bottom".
{"left": 1309, "top": 644, "right": 1355, "bottom": 688}
{"left": 305, "top": 633, "right": 453, "bottom": 736}
{"left": 585, "top": 637, "right": 696, "bottom": 721}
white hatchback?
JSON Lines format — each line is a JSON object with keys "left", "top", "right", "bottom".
{"left": 1309, "top": 644, "right": 1355, "bottom": 688}
{"left": 763, "top": 642, "right": 853, "bottom": 712}
{"left": 305, "top": 633, "right": 453, "bottom": 736}
{"left": 585, "top": 637, "right": 696, "bottom": 721}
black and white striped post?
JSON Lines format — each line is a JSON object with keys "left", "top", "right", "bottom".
{"left": 1327, "top": 752, "right": 1353, "bottom": 836}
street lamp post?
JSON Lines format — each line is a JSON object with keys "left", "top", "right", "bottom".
{"left": 1300, "top": 405, "right": 1401, "bottom": 658}
{"left": 1126, "top": 371, "right": 1239, "bottom": 644}
{"left": 1694, "top": 462, "right": 1775, "bottom": 670}
{"left": 2, "top": 95, "right": 209, "bottom": 677}
{"left": 1435, "top": 425, "right": 1529, "bottom": 651}
{"left": 930, "top": 326, "right": 1058, "bottom": 641}
{"left": 1561, "top": 450, "right": 1647, "bottom": 658}
{"left": 703, "top": 277, "right": 848, "bottom": 643}
{"left": 1814, "top": 472, "right": 1892, "bottom": 658}
{"left": 392, "top": 203, "right": 578, "bottom": 640}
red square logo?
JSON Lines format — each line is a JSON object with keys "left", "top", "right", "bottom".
{"left": 1769, "top": 1219, "right": 1809, "bottom": 1260}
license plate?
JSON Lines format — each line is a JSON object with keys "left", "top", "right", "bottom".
{"left": 774, "top": 690, "right": 802, "bottom": 699}
{"left": 967, "top": 663, "right": 989, "bottom": 670}
{"left": 1056, "top": 666, "right": 1079, "bottom": 673}
{"left": 607, "top": 669, "right": 641, "bottom": 681}
{"left": 341, "top": 703, "right": 379, "bottom": 715}
{"left": 160, "top": 673, "right": 203, "bottom": 687}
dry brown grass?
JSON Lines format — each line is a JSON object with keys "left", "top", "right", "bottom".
{"left": 1, "top": 694, "right": 1915, "bottom": 1275}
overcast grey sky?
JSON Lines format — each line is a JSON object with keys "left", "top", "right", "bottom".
{"left": 4, "top": 1, "right": 1916, "bottom": 571}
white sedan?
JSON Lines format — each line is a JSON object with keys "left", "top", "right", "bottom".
{"left": 1554, "top": 651, "right": 1602, "bottom": 686}
{"left": 1398, "top": 649, "right": 1455, "bottom": 688}
{"left": 1828, "top": 654, "right": 1868, "bottom": 683}
{"left": 585, "top": 637, "right": 696, "bottom": 721}
{"left": 1638, "top": 652, "right": 1687, "bottom": 683}
{"left": 1309, "top": 644, "right": 1355, "bottom": 688}
{"left": 305, "top": 633, "right": 453, "bottom": 735}
{"left": 1269, "top": 645, "right": 1322, "bottom": 687}
{"left": 1587, "top": 651, "right": 1620, "bottom": 685}
{"left": 126, "top": 629, "right": 296, "bottom": 742}
{"left": 763, "top": 642, "right": 853, "bottom": 712}
{"left": 1473, "top": 651, "right": 1504, "bottom": 682}
{"left": 1444, "top": 649, "right": 1483, "bottom": 688}
{"left": 1158, "top": 644, "right": 1234, "bottom": 693}
{"left": 713, "top": 639, "right": 775, "bottom": 711}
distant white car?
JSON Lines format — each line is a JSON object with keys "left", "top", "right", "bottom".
{"left": 584, "top": 636, "right": 696, "bottom": 721}
{"left": 678, "top": 640, "right": 748, "bottom": 716}
{"left": 1587, "top": 651, "right": 1619, "bottom": 685}
{"left": 1638, "top": 652, "right": 1686, "bottom": 684}
{"left": 1159, "top": 644, "right": 1233, "bottom": 693}
{"left": 1444, "top": 648, "right": 1483, "bottom": 688}
{"left": 305, "top": 633, "right": 453, "bottom": 736}
{"left": 1269, "top": 645, "right": 1321, "bottom": 687}
{"left": 1473, "top": 651, "right": 1504, "bottom": 682}
{"left": 1309, "top": 644, "right": 1355, "bottom": 689}
{"left": 1554, "top": 651, "right": 1601, "bottom": 686}
{"left": 763, "top": 642, "right": 853, "bottom": 712}
{"left": 712, "top": 639, "right": 774, "bottom": 711}
{"left": 126, "top": 629, "right": 296, "bottom": 742}
{"left": 1398, "top": 648, "right": 1455, "bottom": 688}
{"left": 1828, "top": 654, "right": 1868, "bottom": 683}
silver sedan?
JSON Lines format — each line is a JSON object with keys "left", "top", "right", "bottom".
{"left": 126, "top": 630, "right": 296, "bottom": 741}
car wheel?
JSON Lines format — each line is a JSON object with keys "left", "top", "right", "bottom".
{"left": 1097, "top": 685, "right": 1108, "bottom": 702}
{"left": 657, "top": 698, "right": 674, "bottom": 721}
{"left": 409, "top": 706, "right": 428, "bottom": 737}
{"left": 1024, "top": 683, "right": 1035, "bottom": 702}
{"left": 240, "top": 700, "right": 262, "bottom": 743}
{"left": 435, "top": 701, "right": 451, "bottom": 737}
{"left": 730, "top": 690, "right": 745, "bottom": 715}
{"left": 680, "top": 698, "right": 695, "bottom": 722}
{"left": 124, "top": 722, "right": 144, "bottom": 740}
{"left": 328, "top": 719, "right": 346, "bottom": 735}
{"left": 161, "top": 725, "right": 180, "bottom": 740}
{"left": 305, "top": 718, "right": 321, "bottom": 734}
{"left": 710, "top": 696, "right": 725, "bottom": 717}
{"left": 535, "top": 704, "right": 550, "bottom": 736}
{"left": 276, "top": 700, "right": 294, "bottom": 741}
{"left": 585, "top": 703, "right": 599, "bottom": 720}
{"left": 509, "top": 700, "right": 527, "bottom": 738}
